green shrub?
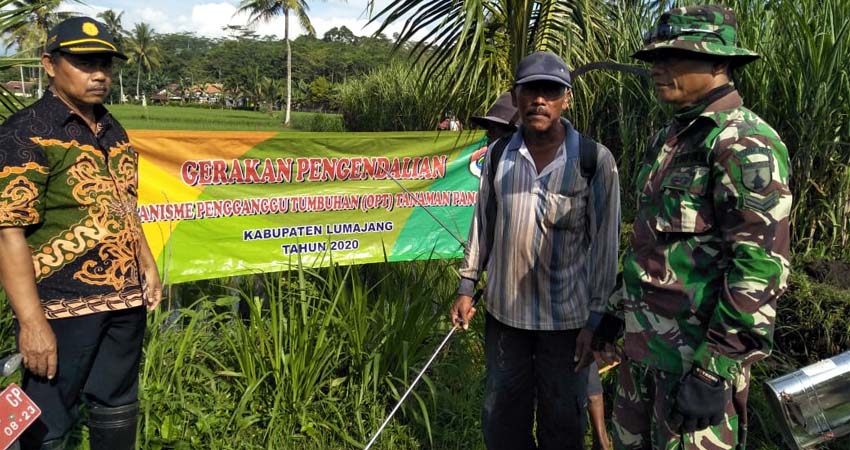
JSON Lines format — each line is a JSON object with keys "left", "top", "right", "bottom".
{"left": 773, "top": 270, "right": 850, "bottom": 363}
{"left": 338, "top": 62, "right": 465, "bottom": 132}
{"left": 132, "top": 259, "right": 469, "bottom": 449}
{"left": 289, "top": 112, "right": 344, "bottom": 132}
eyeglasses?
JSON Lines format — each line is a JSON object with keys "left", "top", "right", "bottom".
{"left": 643, "top": 23, "right": 727, "bottom": 46}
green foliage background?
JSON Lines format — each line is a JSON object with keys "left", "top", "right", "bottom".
{"left": 337, "top": 62, "right": 456, "bottom": 132}
{"left": 343, "top": 0, "right": 850, "bottom": 260}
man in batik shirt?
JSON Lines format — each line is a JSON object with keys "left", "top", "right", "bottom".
{"left": 0, "top": 17, "right": 162, "bottom": 450}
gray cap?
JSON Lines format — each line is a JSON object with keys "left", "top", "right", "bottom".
{"left": 514, "top": 51, "right": 571, "bottom": 87}
{"left": 470, "top": 92, "right": 518, "bottom": 129}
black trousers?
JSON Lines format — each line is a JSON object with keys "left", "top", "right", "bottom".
{"left": 16, "top": 307, "right": 146, "bottom": 447}
{"left": 482, "top": 314, "right": 589, "bottom": 450}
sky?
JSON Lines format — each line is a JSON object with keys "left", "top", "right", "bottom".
{"left": 58, "top": 0, "right": 405, "bottom": 40}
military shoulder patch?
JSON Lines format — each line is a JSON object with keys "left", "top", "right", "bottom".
{"left": 743, "top": 190, "right": 779, "bottom": 212}
{"left": 739, "top": 147, "right": 774, "bottom": 192}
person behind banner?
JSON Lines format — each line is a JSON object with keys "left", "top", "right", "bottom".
{"left": 449, "top": 115, "right": 463, "bottom": 131}
{"left": 450, "top": 51, "right": 621, "bottom": 450}
{"left": 578, "top": 5, "right": 792, "bottom": 450}
{"left": 0, "top": 17, "right": 162, "bottom": 450}
{"left": 470, "top": 92, "right": 518, "bottom": 144}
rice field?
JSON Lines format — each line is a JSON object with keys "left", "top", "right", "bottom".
{"left": 107, "top": 104, "right": 343, "bottom": 132}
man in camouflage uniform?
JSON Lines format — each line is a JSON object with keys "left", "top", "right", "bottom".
{"left": 579, "top": 5, "right": 791, "bottom": 450}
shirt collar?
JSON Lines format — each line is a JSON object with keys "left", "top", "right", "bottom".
{"left": 512, "top": 118, "right": 572, "bottom": 178}
{"left": 508, "top": 117, "right": 574, "bottom": 154}
{"left": 506, "top": 125, "right": 525, "bottom": 151}
{"left": 691, "top": 90, "right": 744, "bottom": 126}
{"left": 674, "top": 88, "right": 743, "bottom": 136}
{"left": 42, "top": 89, "right": 113, "bottom": 130}
{"left": 701, "top": 89, "right": 743, "bottom": 121}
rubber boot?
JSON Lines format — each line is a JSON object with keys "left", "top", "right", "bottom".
{"left": 737, "top": 424, "right": 748, "bottom": 450}
{"left": 17, "top": 436, "right": 66, "bottom": 450}
{"left": 39, "top": 439, "right": 65, "bottom": 450}
{"left": 88, "top": 402, "right": 139, "bottom": 450}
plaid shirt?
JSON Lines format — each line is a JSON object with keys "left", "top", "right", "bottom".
{"left": 0, "top": 90, "right": 145, "bottom": 319}
{"left": 458, "top": 119, "right": 620, "bottom": 330}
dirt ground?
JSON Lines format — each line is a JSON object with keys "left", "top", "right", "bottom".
{"left": 803, "top": 260, "right": 850, "bottom": 290}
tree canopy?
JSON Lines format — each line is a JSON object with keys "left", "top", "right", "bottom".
{"left": 69, "top": 26, "right": 403, "bottom": 112}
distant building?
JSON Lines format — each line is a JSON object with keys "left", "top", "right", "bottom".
{"left": 3, "top": 81, "right": 36, "bottom": 97}
{"left": 151, "top": 83, "right": 183, "bottom": 103}
{"left": 187, "top": 83, "right": 224, "bottom": 104}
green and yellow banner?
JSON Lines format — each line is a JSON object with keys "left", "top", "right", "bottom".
{"left": 132, "top": 130, "right": 488, "bottom": 284}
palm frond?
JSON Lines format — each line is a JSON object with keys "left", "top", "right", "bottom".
{"left": 0, "top": 0, "right": 76, "bottom": 117}
{"left": 367, "top": 0, "right": 615, "bottom": 117}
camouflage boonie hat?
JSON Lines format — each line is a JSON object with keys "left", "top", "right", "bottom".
{"left": 633, "top": 5, "right": 759, "bottom": 65}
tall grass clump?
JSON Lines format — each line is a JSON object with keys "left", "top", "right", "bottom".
{"left": 730, "top": 0, "right": 850, "bottom": 259}
{"left": 569, "top": 2, "right": 667, "bottom": 219}
{"left": 337, "top": 259, "right": 466, "bottom": 447}
{"left": 135, "top": 259, "right": 478, "bottom": 449}
{"left": 337, "top": 62, "right": 458, "bottom": 132}
{"left": 289, "top": 112, "right": 345, "bottom": 132}
{"left": 570, "top": 0, "right": 850, "bottom": 242}
{"left": 584, "top": 0, "right": 850, "bottom": 259}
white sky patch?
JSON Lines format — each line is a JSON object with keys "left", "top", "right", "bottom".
{"left": 188, "top": 2, "right": 410, "bottom": 39}
{"left": 56, "top": 0, "right": 425, "bottom": 40}
{"left": 138, "top": 7, "right": 168, "bottom": 24}
{"left": 58, "top": 2, "right": 108, "bottom": 18}
{"left": 189, "top": 3, "right": 244, "bottom": 37}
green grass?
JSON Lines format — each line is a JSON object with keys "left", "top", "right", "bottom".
{"left": 104, "top": 104, "right": 343, "bottom": 132}
{"left": 133, "top": 260, "right": 476, "bottom": 450}
{"left": 3, "top": 262, "right": 850, "bottom": 449}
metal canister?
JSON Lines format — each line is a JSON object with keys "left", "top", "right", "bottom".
{"left": 1, "top": 353, "right": 22, "bottom": 377}
{"left": 764, "top": 350, "right": 850, "bottom": 449}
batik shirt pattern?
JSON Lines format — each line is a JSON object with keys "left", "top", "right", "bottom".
{"left": 0, "top": 91, "right": 145, "bottom": 318}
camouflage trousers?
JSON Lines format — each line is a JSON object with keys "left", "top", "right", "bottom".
{"left": 612, "top": 359, "right": 751, "bottom": 450}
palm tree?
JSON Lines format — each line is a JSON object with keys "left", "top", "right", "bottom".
{"left": 238, "top": 0, "right": 317, "bottom": 127}
{"left": 257, "top": 76, "right": 285, "bottom": 112}
{"left": 97, "top": 9, "right": 127, "bottom": 103}
{"left": 0, "top": 0, "right": 60, "bottom": 117}
{"left": 4, "top": 0, "right": 71, "bottom": 52}
{"left": 367, "top": 0, "right": 611, "bottom": 115}
{"left": 4, "top": 0, "right": 76, "bottom": 97}
{"left": 125, "top": 22, "right": 162, "bottom": 103}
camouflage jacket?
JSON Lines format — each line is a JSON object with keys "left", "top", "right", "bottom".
{"left": 611, "top": 89, "right": 791, "bottom": 380}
